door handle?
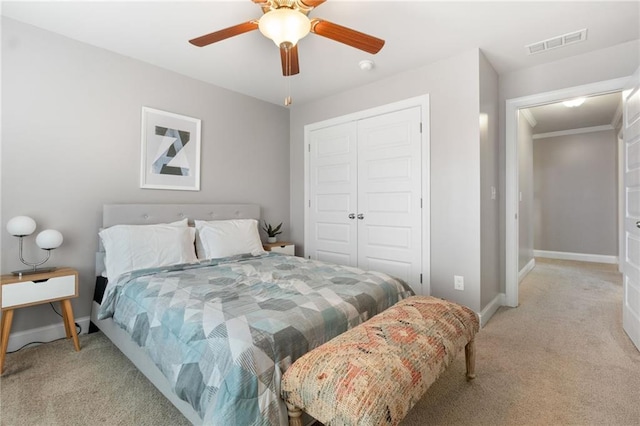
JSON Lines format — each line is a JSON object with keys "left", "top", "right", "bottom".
{"left": 348, "top": 213, "right": 356, "bottom": 219}
{"left": 637, "top": 221, "right": 640, "bottom": 229}
{"left": 357, "top": 213, "right": 364, "bottom": 220}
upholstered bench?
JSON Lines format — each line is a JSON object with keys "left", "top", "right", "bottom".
{"left": 281, "top": 295, "right": 479, "bottom": 426}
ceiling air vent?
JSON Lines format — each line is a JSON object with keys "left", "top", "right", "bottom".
{"left": 526, "top": 29, "right": 588, "bottom": 55}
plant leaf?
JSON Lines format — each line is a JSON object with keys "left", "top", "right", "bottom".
{"left": 262, "top": 220, "right": 283, "bottom": 237}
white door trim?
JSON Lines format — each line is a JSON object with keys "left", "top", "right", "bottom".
{"left": 505, "top": 77, "right": 629, "bottom": 307}
{"left": 618, "top": 130, "right": 625, "bottom": 274}
{"left": 304, "top": 95, "right": 431, "bottom": 295}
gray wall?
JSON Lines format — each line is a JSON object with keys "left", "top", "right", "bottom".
{"left": 498, "top": 40, "right": 639, "bottom": 292}
{"left": 1, "top": 18, "right": 291, "bottom": 333}
{"left": 518, "top": 113, "right": 534, "bottom": 271}
{"left": 290, "top": 49, "right": 487, "bottom": 312}
{"left": 533, "top": 129, "right": 618, "bottom": 255}
{"left": 479, "top": 52, "right": 501, "bottom": 309}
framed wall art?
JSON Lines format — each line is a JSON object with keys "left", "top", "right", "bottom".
{"left": 140, "top": 107, "right": 201, "bottom": 191}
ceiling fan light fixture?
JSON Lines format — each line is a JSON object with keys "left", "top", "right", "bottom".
{"left": 258, "top": 8, "right": 311, "bottom": 47}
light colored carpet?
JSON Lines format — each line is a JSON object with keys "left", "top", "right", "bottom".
{"left": 1, "top": 258, "right": 639, "bottom": 425}
{"left": 403, "top": 259, "right": 640, "bottom": 426}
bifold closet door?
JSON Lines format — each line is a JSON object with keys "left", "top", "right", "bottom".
{"left": 356, "top": 107, "right": 422, "bottom": 285}
{"left": 308, "top": 121, "right": 358, "bottom": 266}
{"left": 307, "top": 106, "right": 422, "bottom": 287}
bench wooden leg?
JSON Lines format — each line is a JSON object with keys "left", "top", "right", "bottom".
{"left": 286, "top": 402, "right": 304, "bottom": 426}
{"left": 465, "top": 339, "right": 476, "bottom": 380}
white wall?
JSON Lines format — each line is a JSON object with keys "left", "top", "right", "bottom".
{"left": 6, "top": 20, "right": 633, "bottom": 336}
{"left": 479, "top": 52, "right": 501, "bottom": 309}
{"left": 518, "top": 113, "right": 534, "bottom": 271}
{"left": 291, "top": 49, "right": 486, "bottom": 312}
{"left": 1, "top": 18, "right": 291, "bottom": 333}
{"left": 533, "top": 129, "right": 618, "bottom": 255}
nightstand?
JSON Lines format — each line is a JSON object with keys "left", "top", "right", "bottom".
{"left": 263, "top": 242, "right": 295, "bottom": 256}
{"left": 0, "top": 267, "right": 80, "bottom": 374}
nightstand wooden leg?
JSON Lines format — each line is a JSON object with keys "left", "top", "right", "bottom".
{"left": 60, "top": 300, "right": 80, "bottom": 351}
{"left": 1, "top": 309, "right": 15, "bottom": 374}
{"left": 61, "top": 302, "right": 71, "bottom": 339}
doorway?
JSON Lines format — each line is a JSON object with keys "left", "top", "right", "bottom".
{"left": 521, "top": 92, "right": 621, "bottom": 272}
{"left": 505, "top": 77, "right": 629, "bottom": 307}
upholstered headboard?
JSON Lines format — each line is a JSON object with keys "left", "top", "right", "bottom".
{"left": 96, "top": 203, "right": 261, "bottom": 276}
{"left": 102, "top": 203, "right": 260, "bottom": 227}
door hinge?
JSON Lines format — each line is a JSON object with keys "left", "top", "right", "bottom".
{"left": 420, "top": 273, "right": 423, "bottom": 284}
{"left": 420, "top": 198, "right": 423, "bottom": 208}
{"left": 419, "top": 122, "right": 422, "bottom": 133}
{"left": 308, "top": 200, "right": 311, "bottom": 208}
{"left": 308, "top": 144, "right": 311, "bottom": 152}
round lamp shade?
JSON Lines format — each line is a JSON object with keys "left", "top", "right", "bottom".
{"left": 6, "top": 216, "right": 37, "bottom": 236}
{"left": 36, "top": 229, "right": 63, "bottom": 250}
{"left": 258, "top": 8, "right": 310, "bottom": 47}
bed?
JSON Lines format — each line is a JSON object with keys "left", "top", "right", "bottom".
{"left": 89, "top": 204, "right": 413, "bottom": 425}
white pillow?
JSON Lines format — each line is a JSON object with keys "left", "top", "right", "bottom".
{"left": 166, "top": 218, "right": 189, "bottom": 227}
{"left": 195, "top": 219, "right": 265, "bottom": 260}
{"left": 97, "top": 218, "right": 188, "bottom": 277}
{"left": 99, "top": 221, "right": 197, "bottom": 282}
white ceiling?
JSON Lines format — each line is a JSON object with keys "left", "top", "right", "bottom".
{"left": 525, "top": 92, "right": 622, "bottom": 135}
{"left": 2, "top": 1, "right": 638, "bottom": 107}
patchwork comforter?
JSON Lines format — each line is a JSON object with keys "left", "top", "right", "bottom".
{"left": 98, "top": 253, "right": 413, "bottom": 425}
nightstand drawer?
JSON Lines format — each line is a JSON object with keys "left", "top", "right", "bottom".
{"left": 270, "top": 244, "right": 295, "bottom": 255}
{"left": 2, "top": 274, "right": 77, "bottom": 309}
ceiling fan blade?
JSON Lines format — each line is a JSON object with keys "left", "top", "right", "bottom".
{"left": 311, "top": 19, "right": 385, "bottom": 54}
{"left": 280, "top": 44, "right": 300, "bottom": 76}
{"left": 189, "top": 21, "right": 258, "bottom": 47}
{"left": 300, "top": 0, "right": 326, "bottom": 7}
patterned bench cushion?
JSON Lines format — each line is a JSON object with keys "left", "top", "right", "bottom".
{"left": 281, "top": 295, "right": 479, "bottom": 426}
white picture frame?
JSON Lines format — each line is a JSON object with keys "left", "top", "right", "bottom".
{"left": 140, "top": 107, "right": 201, "bottom": 191}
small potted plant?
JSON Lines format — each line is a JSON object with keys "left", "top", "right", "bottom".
{"left": 262, "top": 221, "right": 283, "bottom": 243}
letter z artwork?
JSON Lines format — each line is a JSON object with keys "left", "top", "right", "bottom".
{"left": 152, "top": 126, "right": 191, "bottom": 176}
{"left": 140, "top": 106, "right": 200, "bottom": 191}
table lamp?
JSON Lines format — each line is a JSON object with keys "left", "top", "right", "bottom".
{"left": 6, "top": 215, "right": 64, "bottom": 276}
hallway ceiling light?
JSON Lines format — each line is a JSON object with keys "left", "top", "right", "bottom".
{"left": 563, "top": 98, "right": 586, "bottom": 108}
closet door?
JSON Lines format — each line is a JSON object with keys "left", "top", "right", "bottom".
{"left": 307, "top": 122, "right": 358, "bottom": 266}
{"left": 356, "top": 107, "right": 422, "bottom": 286}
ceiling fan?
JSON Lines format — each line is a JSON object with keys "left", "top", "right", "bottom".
{"left": 189, "top": 0, "right": 385, "bottom": 77}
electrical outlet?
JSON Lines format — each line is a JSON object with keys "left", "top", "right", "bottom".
{"left": 454, "top": 275, "right": 464, "bottom": 291}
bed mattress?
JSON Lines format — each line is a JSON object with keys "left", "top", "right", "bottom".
{"left": 97, "top": 252, "right": 413, "bottom": 425}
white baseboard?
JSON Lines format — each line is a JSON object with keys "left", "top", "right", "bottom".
{"left": 533, "top": 250, "right": 618, "bottom": 264}
{"left": 519, "top": 258, "right": 536, "bottom": 282}
{"left": 6, "top": 316, "right": 90, "bottom": 353}
{"left": 478, "top": 293, "right": 505, "bottom": 328}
